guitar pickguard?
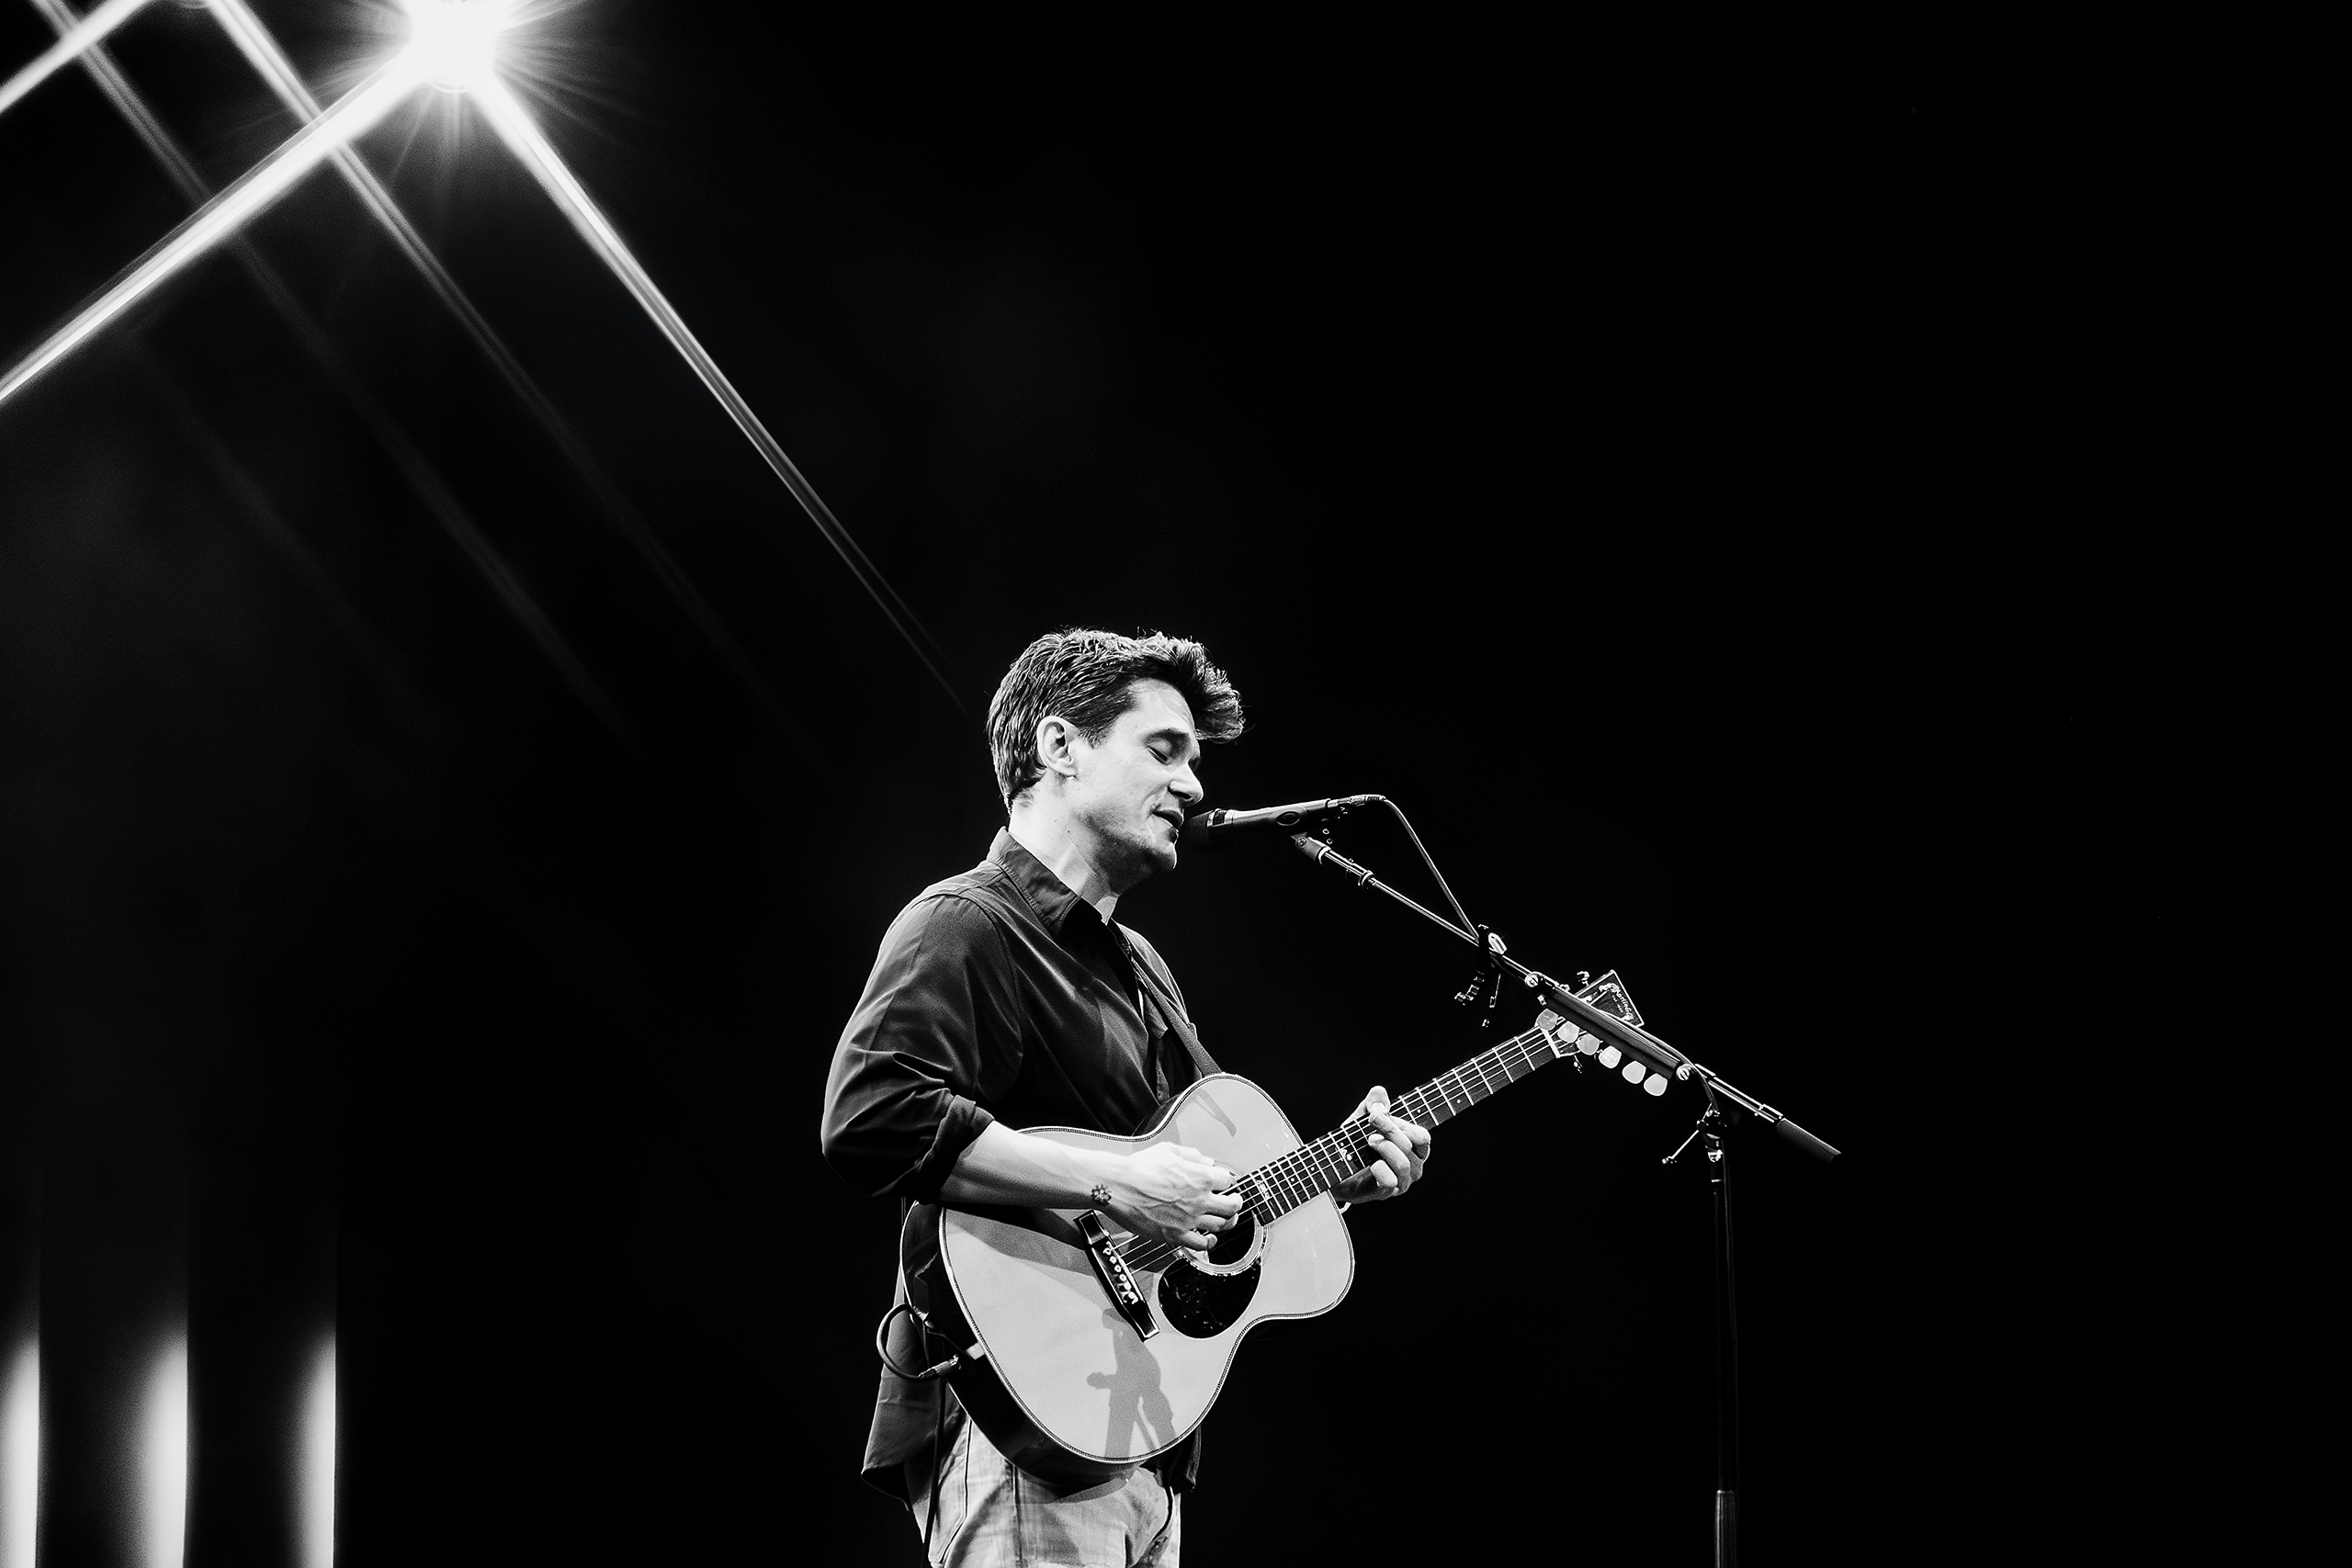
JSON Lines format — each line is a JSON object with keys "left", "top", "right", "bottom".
{"left": 1159, "top": 1256, "right": 1261, "bottom": 1337}
{"left": 1157, "top": 1208, "right": 1261, "bottom": 1337}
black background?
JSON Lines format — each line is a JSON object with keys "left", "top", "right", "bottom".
{"left": 0, "top": 3, "right": 2150, "bottom": 1563}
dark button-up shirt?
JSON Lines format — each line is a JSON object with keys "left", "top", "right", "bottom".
{"left": 821, "top": 830, "right": 1220, "bottom": 1495}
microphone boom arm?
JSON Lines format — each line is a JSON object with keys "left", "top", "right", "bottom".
{"left": 1288, "top": 835, "right": 1838, "bottom": 1161}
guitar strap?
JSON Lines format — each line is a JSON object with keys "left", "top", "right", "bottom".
{"left": 1113, "top": 926, "right": 1220, "bottom": 1089}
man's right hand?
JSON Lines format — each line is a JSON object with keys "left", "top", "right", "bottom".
{"left": 939, "top": 1124, "right": 1241, "bottom": 1252}
{"left": 1107, "top": 1142, "right": 1240, "bottom": 1253}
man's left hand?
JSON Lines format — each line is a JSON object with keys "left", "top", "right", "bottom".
{"left": 1332, "top": 1085, "right": 1430, "bottom": 1206}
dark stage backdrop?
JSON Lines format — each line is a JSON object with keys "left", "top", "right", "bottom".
{"left": 0, "top": 4, "right": 2121, "bottom": 1564}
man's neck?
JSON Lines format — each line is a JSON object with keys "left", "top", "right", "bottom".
{"left": 1005, "top": 809, "right": 1121, "bottom": 924}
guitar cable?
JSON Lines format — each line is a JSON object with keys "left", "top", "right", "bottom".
{"left": 876, "top": 1303, "right": 960, "bottom": 1556}
{"left": 875, "top": 1301, "right": 960, "bottom": 1382}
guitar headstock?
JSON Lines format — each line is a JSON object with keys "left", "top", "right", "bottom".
{"left": 1535, "top": 971, "right": 1672, "bottom": 1097}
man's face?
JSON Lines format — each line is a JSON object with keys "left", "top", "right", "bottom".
{"left": 1065, "top": 679, "right": 1204, "bottom": 887}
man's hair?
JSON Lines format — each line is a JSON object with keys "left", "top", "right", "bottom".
{"left": 988, "top": 629, "right": 1246, "bottom": 807}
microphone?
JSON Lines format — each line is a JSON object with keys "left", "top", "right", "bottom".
{"left": 1181, "top": 795, "right": 1381, "bottom": 849}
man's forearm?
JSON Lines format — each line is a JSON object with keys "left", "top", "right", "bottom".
{"left": 940, "top": 1122, "right": 1241, "bottom": 1252}
{"left": 938, "top": 1122, "right": 1122, "bottom": 1208}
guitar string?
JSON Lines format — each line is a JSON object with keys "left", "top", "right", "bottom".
{"left": 1245, "top": 1026, "right": 1555, "bottom": 1199}
{"left": 1113, "top": 1024, "right": 1576, "bottom": 1274}
{"left": 1229, "top": 1028, "right": 1553, "bottom": 1211}
{"left": 1194, "top": 1021, "right": 1581, "bottom": 1237}
{"left": 1115, "top": 1067, "right": 1542, "bottom": 1273}
{"left": 1136, "top": 1023, "right": 1555, "bottom": 1239}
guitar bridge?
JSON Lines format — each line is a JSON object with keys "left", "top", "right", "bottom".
{"left": 1075, "top": 1211, "right": 1159, "bottom": 1340}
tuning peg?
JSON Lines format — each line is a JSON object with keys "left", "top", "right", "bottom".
{"left": 1598, "top": 1045, "right": 1623, "bottom": 1070}
{"left": 1621, "top": 1060, "right": 1645, "bottom": 1086}
{"left": 1643, "top": 1073, "right": 1668, "bottom": 1097}
{"left": 1576, "top": 1032, "right": 1600, "bottom": 1055}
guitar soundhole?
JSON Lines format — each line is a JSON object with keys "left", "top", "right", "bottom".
{"left": 1159, "top": 1212, "right": 1260, "bottom": 1337}
{"left": 1204, "top": 1208, "right": 1255, "bottom": 1267}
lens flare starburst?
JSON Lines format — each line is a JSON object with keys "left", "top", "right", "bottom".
{"left": 398, "top": 0, "right": 514, "bottom": 94}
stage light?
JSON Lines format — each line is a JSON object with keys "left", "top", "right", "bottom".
{"left": 141, "top": 1338, "right": 187, "bottom": 1568}
{"left": 0, "top": 0, "right": 159, "bottom": 120}
{"left": 297, "top": 1337, "right": 335, "bottom": 1568}
{"left": 4, "top": 0, "right": 956, "bottom": 714}
{"left": 1, "top": 1337, "right": 34, "bottom": 1568}
{"left": 397, "top": 0, "right": 513, "bottom": 95}
{"left": 0, "top": 1, "right": 520, "bottom": 408}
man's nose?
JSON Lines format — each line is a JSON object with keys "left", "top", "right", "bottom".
{"left": 1170, "top": 762, "right": 1203, "bottom": 805}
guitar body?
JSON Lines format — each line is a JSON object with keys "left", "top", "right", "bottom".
{"left": 902, "top": 1073, "right": 1354, "bottom": 1484}
{"left": 894, "top": 983, "right": 1648, "bottom": 1486}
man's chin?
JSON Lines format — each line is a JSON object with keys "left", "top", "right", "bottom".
{"left": 1096, "top": 831, "right": 1176, "bottom": 893}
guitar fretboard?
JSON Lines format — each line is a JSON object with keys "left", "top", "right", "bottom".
{"left": 1118, "top": 1021, "right": 1567, "bottom": 1272}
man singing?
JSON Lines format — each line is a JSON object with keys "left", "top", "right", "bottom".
{"left": 820, "top": 628, "right": 1431, "bottom": 1567}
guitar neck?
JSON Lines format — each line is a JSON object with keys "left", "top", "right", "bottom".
{"left": 1238, "top": 1021, "right": 1566, "bottom": 1223}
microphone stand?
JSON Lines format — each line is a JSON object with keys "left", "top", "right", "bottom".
{"left": 1290, "top": 831, "right": 1837, "bottom": 1568}
{"left": 1663, "top": 1090, "right": 1742, "bottom": 1566}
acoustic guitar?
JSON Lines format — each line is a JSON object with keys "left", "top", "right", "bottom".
{"left": 898, "top": 973, "right": 1656, "bottom": 1483}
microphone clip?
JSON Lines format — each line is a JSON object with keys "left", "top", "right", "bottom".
{"left": 1451, "top": 924, "right": 1509, "bottom": 1025}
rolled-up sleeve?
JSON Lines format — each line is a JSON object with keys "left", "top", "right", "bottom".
{"left": 820, "top": 894, "right": 1022, "bottom": 1201}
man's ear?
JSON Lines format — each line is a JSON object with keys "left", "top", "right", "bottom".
{"left": 1034, "top": 715, "right": 1081, "bottom": 783}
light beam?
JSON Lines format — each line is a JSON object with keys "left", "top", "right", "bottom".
{"left": 1, "top": 1337, "right": 35, "bottom": 1568}
{"left": 137, "top": 350, "right": 419, "bottom": 705}
{"left": 467, "top": 73, "right": 967, "bottom": 712}
{"left": 140, "top": 1338, "right": 187, "bottom": 1568}
{"left": 26, "top": 0, "right": 626, "bottom": 734}
{"left": 296, "top": 1337, "right": 334, "bottom": 1568}
{"left": 0, "top": 50, "right": 429, "bottom": 410}
{"left": 5, "top": 0, "right": 956, "bottom": 716}
{"left": 0, "top": 0, "right": 153, "bottom": 119}
{"left": 201, "top": 0, "right": 814, "bottom": 745}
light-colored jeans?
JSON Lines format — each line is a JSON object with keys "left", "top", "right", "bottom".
{"left": 914, "top": 1412, "right": 1181, "bottom": 1568}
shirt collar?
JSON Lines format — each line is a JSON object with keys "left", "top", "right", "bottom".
{"left": 989, "top": 828, "right": 1110, "bottom": 940}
